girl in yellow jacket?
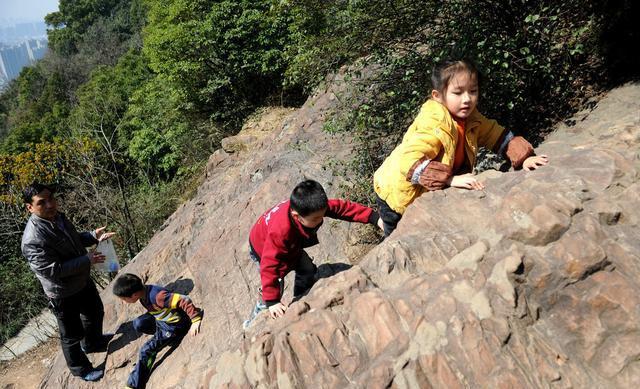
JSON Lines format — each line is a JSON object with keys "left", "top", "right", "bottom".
{"left": 374, "top": 59, "right": 548, "bottom": 236}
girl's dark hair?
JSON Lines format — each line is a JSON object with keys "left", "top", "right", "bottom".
{"left": 113, "top": 273, "right": 144, "bottom": 297}
{"left": 431, "top": 59, "right": 481, "bottom": 93}
{"left": 290, "top": 179, "right": 328, "bottom": 216}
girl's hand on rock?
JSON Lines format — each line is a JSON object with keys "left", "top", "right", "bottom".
{"left": 450, "top": 174, "right": 484, "bottom": 190}
{"left": 523, "top": 155, "right": 549, "bottom": 171}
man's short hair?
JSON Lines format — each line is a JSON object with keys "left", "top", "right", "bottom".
{"left": 22, "top": 182, "right": 55, "bottom": 204}
{"left": 290, "top": 179, "right": 328, "bottom": 216}
{"left": 113, "top": 273, "right": 144, "bottom": 297}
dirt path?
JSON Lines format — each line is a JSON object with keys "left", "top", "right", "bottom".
{"left": 0, "top": 338, "right": 57, "bottom": 389}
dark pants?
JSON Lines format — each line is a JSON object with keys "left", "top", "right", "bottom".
{"left": 376, "top": 194, "right": 403, "bottom": 237}
{"left": 48, "top": 280, "right": 104, "bottom": 376}
{"left": 249, "top": 244, "right": 317, "bottom": 303}
{"left": 127, "top": 313, "right": 190, "bottom": 389}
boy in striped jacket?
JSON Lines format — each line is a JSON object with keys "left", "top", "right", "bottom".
{"left": 113, "top": 273, "right": 202, "bottom": 389}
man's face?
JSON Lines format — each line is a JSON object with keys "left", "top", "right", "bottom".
{"left": 26, "top": 189, "right": 58, "bottom": 221}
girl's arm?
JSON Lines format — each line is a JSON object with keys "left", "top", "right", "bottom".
{"left": 399, "top": 120, "right": 452, "bottom": 190}
{"left": 472, "top": 110, "right": 536, "bottom": 169}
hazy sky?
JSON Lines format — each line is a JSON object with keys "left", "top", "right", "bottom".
{"left": 0, "top": 0, "right": 59, "bottom": 24}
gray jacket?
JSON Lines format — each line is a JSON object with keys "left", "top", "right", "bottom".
{"left": 21, "top": 212, "right": 98, "bottom": 299}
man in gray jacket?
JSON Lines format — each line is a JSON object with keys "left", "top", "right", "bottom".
{"left": 21, "top": 183, "right": 114, "bottom": 382}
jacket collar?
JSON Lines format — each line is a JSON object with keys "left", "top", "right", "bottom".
{"left": 424, "top": 99, "right": 482, "bottom": 133}
{"left": 30, "top": 211, "right": 64, "bottom": 227}
{"left": 141, "top": 285, "right": 150, "bottom": 306}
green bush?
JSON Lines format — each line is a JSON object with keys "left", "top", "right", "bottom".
{"left": 287, "top": 0, "right": 640, "bottom": 202}
{"left": 143, "top": 0, "right": 304, "bottom": 130}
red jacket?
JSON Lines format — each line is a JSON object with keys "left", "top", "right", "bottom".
{"left": 249, "top": 199, "right": 376, "bottom": 303}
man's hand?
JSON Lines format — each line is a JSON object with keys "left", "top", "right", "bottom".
{"left": 95, "top": 226, "right": 116, "bottom": 242}
{"left": 449, "top": 174, "right": 485, "bottom": 190}
{"left": 377, "top": 217, "right": 384, "bottom": 231}
{"left": 522, "top": 155, "right": 549, "bottom": 171}
{"left": 189, "top": 321, "right": 201, "bottom": 337}
{"left": 268, "top": 302, "right": 287, "bottom": 319}
{"left": 89, "top": 251, "right": 106, "bottom": 265}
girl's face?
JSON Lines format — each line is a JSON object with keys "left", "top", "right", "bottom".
{"left": 432, "top": 71, "right": 479, "bottom": 120}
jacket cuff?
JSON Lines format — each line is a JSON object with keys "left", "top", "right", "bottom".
{"left": 368, "top": 211, "right": 380, "bottom": 225}
{"left": 497, "top": 130, "right": 515, "bottom": 156}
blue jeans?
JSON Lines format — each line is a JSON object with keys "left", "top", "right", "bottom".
{"left": 127, "top": 313, "right": 190, "bottom": 388}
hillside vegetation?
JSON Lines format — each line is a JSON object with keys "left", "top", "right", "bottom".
{"left": 1, "top": 0, "right": 638, "bottom": 344}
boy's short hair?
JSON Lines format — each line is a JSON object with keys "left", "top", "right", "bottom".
{"left": 22, "top": 182, "right": 55, "bottom": 204}
{"left": 113, "top": 273, "right": 144, "bottom": 297}
{"left": 290, "top": 179, "right": 328, "bottom": 216}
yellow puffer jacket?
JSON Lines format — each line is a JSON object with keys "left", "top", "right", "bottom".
{"left": 374, "top": 99, "right": 506, "bottom": 214}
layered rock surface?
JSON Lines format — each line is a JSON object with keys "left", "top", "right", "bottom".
{"left": 40, "top": 82, "right": 640, "bottom": 388}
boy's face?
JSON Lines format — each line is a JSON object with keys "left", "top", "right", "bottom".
{"left": 119, "top": 291, "right": 143, "bottom": 304}
{"left": 293, "top": 208, "right": 327, "bottom": 229}
{"left": 432, "top": 71, "right": 479, "bottom": 120}
{"left": 26, "top": 189, "right": 58, "bottom": 221}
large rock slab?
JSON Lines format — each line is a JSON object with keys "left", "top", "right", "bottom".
{"left": 210, "top": 83, "right": 640, "bottom": 388}
{"left": 40, "top": 82, "right": 640, "bottom": 388}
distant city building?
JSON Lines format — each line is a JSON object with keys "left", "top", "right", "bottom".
{"left": 0, "top": 21, "right": 49, "bottom": 88}
{"left": 0, "top": 39, "right": 48, "bottom": 81}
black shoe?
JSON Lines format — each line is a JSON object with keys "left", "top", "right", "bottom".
{"left": 80, "top": 368, "right": 104, "bottom": 382}
{"left": 81, "top": 333, "right": 114, "bottom": 354}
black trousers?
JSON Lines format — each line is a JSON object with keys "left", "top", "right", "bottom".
{"left": 49, "top": 279, "right": 104, "bottom": 376}
{"left": 375, "top": 194, "right": 403, "bottom": 237}
{"left": 249, "top": 244, "right": 317, "bottom": 302}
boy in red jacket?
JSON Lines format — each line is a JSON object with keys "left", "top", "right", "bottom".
{"left": 244, "top": 180, "right": 382, "bottom": 327}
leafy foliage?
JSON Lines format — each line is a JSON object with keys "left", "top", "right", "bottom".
{"left": 143, "top": 0, "right": 304, "bottom": 129}
{"left": 46, "top": 0, "right": 146, "bottom": 55}
{"left": 123, "top": 76, "right": 198, "bottom": 179}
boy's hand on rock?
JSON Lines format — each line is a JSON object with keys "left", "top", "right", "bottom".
{"left": 189, "top": 321, "right": 201, "bottom": 337}
{"left": 450, "top": 174, "right": 484, "bottom": 190}
{"left": 269, "top": 302, "right": 287, "bottom": 319}
{"left": 522, "top": 155, "right": 549, "bottom": 171}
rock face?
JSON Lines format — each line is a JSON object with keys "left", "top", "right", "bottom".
{"left": 40, "top": 82, "right": 640, "bottom": 388}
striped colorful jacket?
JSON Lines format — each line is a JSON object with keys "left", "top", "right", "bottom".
{"left": 140, "top": 285, "right": 202, "bottom": 325}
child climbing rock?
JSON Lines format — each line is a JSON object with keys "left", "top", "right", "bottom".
{"left": 374, "top": 58, "right": 548, "bottom": 236}
{"left": 244, "top": 179, "right": 382, "bottom": 328}
{"left": 113, "top": 273, "right": 202, "bottom": 389}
